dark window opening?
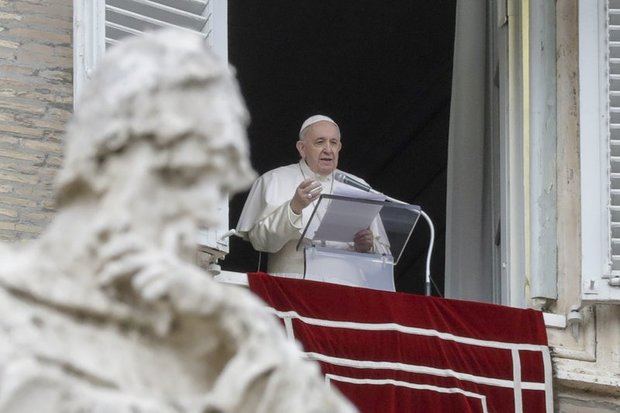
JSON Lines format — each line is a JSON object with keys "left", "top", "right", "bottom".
{"left": 225, "top": 1, "right": 457, "bottom": 295}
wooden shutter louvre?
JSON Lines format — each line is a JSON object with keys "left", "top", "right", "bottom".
{"left": 104, "top": 0, "right": 212, "bottom": 48}
{"left": 609, "top": 1, "right": 620, "bottom": 281}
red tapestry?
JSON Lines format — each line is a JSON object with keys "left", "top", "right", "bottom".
{"left": 248, "top": 272, "right": 552, "bottom": 413}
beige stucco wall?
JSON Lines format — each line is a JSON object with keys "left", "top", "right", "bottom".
{"left": 0, "top": 0, "right": 71, "bottom": 242}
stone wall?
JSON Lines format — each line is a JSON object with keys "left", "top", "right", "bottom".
{"left": 0, "top": 0, "right": 71, "bottom": 242}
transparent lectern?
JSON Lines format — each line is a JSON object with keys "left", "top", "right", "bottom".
{"left": 296, "top": 194, "right": 421, "bottom": 291}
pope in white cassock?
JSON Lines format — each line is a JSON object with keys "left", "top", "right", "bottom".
{"left": 236, "top": 115, "right": 380, "bottom": 278}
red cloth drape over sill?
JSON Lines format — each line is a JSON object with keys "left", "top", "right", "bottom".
{"left": 248, "top": 272, "right": 552, "bottom": 413}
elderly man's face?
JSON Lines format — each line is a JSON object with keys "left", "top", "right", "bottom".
{"left": 296, "top": 121, "right": 342, "bottom": 176}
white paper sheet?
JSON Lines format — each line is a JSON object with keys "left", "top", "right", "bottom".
{"left": 306, "top": 184, "right": 385, "bottom": 243}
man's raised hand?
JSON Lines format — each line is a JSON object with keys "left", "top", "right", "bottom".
{"left": 290, "top": 178, "right": 322, "bottom": 214}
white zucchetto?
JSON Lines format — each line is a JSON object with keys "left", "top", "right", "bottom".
{"left": 298, "top": 115, "right": 339, "bottom": 139}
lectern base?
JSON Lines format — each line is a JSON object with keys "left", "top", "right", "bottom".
{"left": 304, "top": 246, "right": 395, "bottom": 292}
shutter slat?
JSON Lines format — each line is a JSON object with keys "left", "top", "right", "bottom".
{"left": 152, "top": 0, "right": 209, "bottom": 16}
{"left": 105, "top": 37, "right": 119, "bottom": 47}
{"left": 106, "top": 21, "right": 142, "bottom": 41}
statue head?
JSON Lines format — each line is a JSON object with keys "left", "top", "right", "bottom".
{"left": 56, "top": 29, "right": 255, "bottom": 250}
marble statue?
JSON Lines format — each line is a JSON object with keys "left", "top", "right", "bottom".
{"left": 0, "top": 29, "right": 355, "bottom": 413}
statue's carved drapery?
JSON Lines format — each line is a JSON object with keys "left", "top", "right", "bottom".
{"left": 0, "top": 29, "right": 354, "bottom": 413}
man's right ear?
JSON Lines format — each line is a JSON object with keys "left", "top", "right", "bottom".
{"left": 296, "top": 140, "right": 305, "bottom": 158}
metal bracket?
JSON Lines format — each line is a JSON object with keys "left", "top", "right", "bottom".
{"left": 566, "top": 304, "right": 583, "bottom": 340}
{"left": 207, "top": 261, "right": 221, "bottom": 276}
{"left": 583, "top": 278, "right": 599, "bottom": 296}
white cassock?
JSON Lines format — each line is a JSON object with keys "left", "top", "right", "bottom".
{"left": 236, "top": 160, "right": 387, "bottom": 278}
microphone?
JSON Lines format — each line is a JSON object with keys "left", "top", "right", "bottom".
{"left": 334, "top": 171, "right": 408, "bottom": 205}
{"left": 333, "top": 171, "right": 372, "bottom": 192}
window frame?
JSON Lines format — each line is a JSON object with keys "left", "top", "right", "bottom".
{"left": 73, "top": 0, "right": 106, "bottom": 106}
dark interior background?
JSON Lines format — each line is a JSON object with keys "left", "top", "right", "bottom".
{"left": 224, "top": 1, "right": 456, "bottom": 295}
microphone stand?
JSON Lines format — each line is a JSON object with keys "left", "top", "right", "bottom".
{"left": 383, "top": 194, "right": 436, "bottom": 297}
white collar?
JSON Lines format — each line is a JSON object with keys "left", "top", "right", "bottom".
{"left": 299, "top": 159, "right": 333, "bottom": 182}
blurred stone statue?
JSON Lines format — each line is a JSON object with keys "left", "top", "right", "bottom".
{"left": 0, "top": 30, "right": 355, "bottom": 413}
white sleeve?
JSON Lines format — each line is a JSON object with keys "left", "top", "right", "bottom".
{"left": 247, "top": 200, "right": 303, "bottom": 253}
{"left": 370, "top": 216, "right": 391, "bottom": 256}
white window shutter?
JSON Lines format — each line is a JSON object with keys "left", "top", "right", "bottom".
{"left": 74, "top": 0, "right": 232, "bottom": 259}
{"left": 580, "top": 0, "right": 620, "bottom": 303}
